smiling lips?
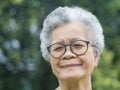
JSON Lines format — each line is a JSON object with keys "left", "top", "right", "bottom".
{"left": 60, "top": 64, "right": 82, "bottom": 68}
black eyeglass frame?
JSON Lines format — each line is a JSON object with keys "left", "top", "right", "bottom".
{"left": 47, "top": 40, "right": 90, "bottom": 58}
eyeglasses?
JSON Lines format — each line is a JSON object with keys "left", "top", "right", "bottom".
{"left": 47, "top": 40, "right": 90, "bottom": 58}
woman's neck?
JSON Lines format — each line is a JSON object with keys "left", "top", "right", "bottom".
{"left": 55, "top": 77, "right": 92, "bottom": 90}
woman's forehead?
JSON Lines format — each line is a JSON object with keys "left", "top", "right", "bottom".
{"left": 50, "top": 21, "right": 88, "bottom": 43}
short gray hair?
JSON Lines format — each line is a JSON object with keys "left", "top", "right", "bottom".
{"left": 40, "top": 6, "right": 105, "bottom": 62}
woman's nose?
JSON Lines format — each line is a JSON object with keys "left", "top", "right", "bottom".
{"left": 61, "top": 46, "right": 76, "bottom": 59}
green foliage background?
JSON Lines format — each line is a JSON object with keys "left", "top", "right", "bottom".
{"left": 0, "top": 0, "right": 120, "bottom": 90}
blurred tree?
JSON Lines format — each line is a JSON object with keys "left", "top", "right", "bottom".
{"left": 0, "top": 0, "right": 120, "bottom": 90}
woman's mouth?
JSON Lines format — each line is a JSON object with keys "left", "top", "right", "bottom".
{"left": 60, "top": 64, "right": 82, "bottom": 68}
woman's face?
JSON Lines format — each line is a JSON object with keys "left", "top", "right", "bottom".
{"left": 49, "top": 21, "right": 98, "bottom": 81}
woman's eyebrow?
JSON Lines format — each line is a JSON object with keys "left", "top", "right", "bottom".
{"left": 71, "top": 38, "right": 82, "bottom": 41}
{"left": 51, "top": 40, "right": 64, "bottom": 44}
{"left": 71, "top": 38, "right": 79, "bottom": 41}
{"left": 51, "top": 38, "right": 81, "bottom": 44}
{"left": 71, "top": 38, "right": 88, "bottom": 41}
{"left": 51, "top": 38, "right": 86, "bottom": 45}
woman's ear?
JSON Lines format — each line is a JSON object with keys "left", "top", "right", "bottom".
{"left": 94, "top": 53, "right": 99, "bottom": 67}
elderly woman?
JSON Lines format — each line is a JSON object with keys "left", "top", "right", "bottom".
{"left": 40, "top": 6, "right": 104, "bottom": 90}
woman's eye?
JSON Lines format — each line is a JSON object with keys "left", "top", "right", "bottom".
{"left": 72, "top": 44, "right": 83, "bottom": 49}
{"left": 54, "top": 47, "right": 64, "bottom": 51}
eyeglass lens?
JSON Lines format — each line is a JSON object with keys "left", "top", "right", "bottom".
{"left": 48, "top": 40, "right": 89, "bottom": 58}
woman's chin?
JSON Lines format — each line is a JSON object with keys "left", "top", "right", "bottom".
{"left": 59, "top": 72, "right": 85, "bottom": 81}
